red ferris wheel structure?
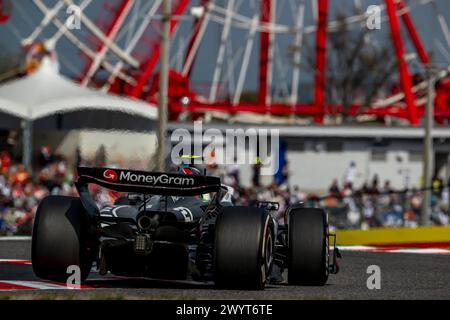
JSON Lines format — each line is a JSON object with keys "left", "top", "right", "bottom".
{"left": 0, "top": 0, "right": 11, "bottom": 23}
{"left": 2, "top": 0, "right": 450, "bottom": 125}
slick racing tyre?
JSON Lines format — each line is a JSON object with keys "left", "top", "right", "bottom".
{"left": 32, "top": 196, "right": 95, "bottom": 282}
{"left": 287, "top": 207, "right": 329, "bottom": 286}
{"left": 214, "top": 206, "right": 274, "bottom": 290}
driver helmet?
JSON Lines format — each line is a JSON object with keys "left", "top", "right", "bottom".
{"left": 179, "top": 166, "right": 202, "bottom": 176}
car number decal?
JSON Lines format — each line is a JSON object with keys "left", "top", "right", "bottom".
{"left": 173, "top": 207, "right": 194, "bottom": 222}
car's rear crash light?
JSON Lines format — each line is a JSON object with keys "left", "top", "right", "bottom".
{"left": 134, "top": 234, "right": 152, "bottom": 255}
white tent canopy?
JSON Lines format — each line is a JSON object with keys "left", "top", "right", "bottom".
{"left": 0, "top": 57, "right": 157, "bottom": 128}
{"left": 0, "top": 57, "right": 158, "bottom": 170}
{"left": 0, "top": 97, "right": 27, "bottom": 119}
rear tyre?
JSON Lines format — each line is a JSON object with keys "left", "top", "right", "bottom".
{"left": 32, "top": 196, "right": 95, "bottom": 282}
{"left": 288, "top": 207, "right": 329, "bottom": 286}
{"left": 214, "top": 206, "right": 274, "bottom": 290}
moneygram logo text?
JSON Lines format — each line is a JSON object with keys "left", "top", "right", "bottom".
{"left": 119, "top": 171, "right": 195, "bottom": 186}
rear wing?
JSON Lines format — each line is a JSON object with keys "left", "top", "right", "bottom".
{"left": 75, "top": 167, "right": 221, "bottom": 196}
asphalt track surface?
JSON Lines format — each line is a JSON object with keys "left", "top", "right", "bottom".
{"left": 0, "top": 239, "right": 449, "bottom": 300}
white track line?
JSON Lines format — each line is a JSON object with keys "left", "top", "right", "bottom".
{"left": 0, "top": 259, "right": 31, "bottom": 264}
{"left": 0, "top": 281, "right": 68, "bottom": 290}
{"left": 338, "top": 246, "right": 450, "bottom": 255}
{"left": 0, "top": 236, "right": 32, "bottom": 241}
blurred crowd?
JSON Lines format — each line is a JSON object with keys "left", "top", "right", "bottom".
{"left": 321, "top": 176, "right": 450, "bottom": 229}
{"left": 1, "top": 146, "right": 449, "bottom": 236}
{"left": 208, "top": 161, "right": 450, "bottom": 230}
{"left": 0, "top": 147, "right": 77, "bottom": 235}
{"left": 0, "top": 145, "right": 110, "bottom": 236}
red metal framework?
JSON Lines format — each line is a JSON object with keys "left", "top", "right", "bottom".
{"left": 130, "top": 0, "right": 190, "bottom": 98}
{"left": 385, "top": 0, "right": 420, "bottom": 125}
{"left": 10, "top": 0, "right": 449, "bottom": 125}
{"left": 258, "top": 0, "right": 271, "bottom": 108}
{"left": 0, "top": 0, "right": 11, "bottom": 23}
{"left": 396, "top": 0, "right": 429, "bottom": 65}
{"left": 77, "top": 0, "right": 450, "bottom": 125}
{"left": 183, "top": 0, "right": 209, "bottom": 78}
{"left": 162, "top": 0, "right": 447, "bottom": 125}
{"left": 80, "top": 0, "right": 133, "bottom": 86}
{"left": 71, "top": 0, "right": 449, "bottom": 125}
{"left": 156, "top": 0, "right": 448, "bottom": 125}
{"left": 313, "top": 0, "right": 329, "bottom": 123}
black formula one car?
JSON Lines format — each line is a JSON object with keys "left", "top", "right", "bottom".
{"left": 32, "top": 166, "right": 340, "bottom": 289}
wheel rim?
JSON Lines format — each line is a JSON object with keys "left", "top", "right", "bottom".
{"left": 260, "top": 218, "right": 273, "bottom": 285}
{"left": 265, "top": 231, "right": 273, "bottom": 268}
